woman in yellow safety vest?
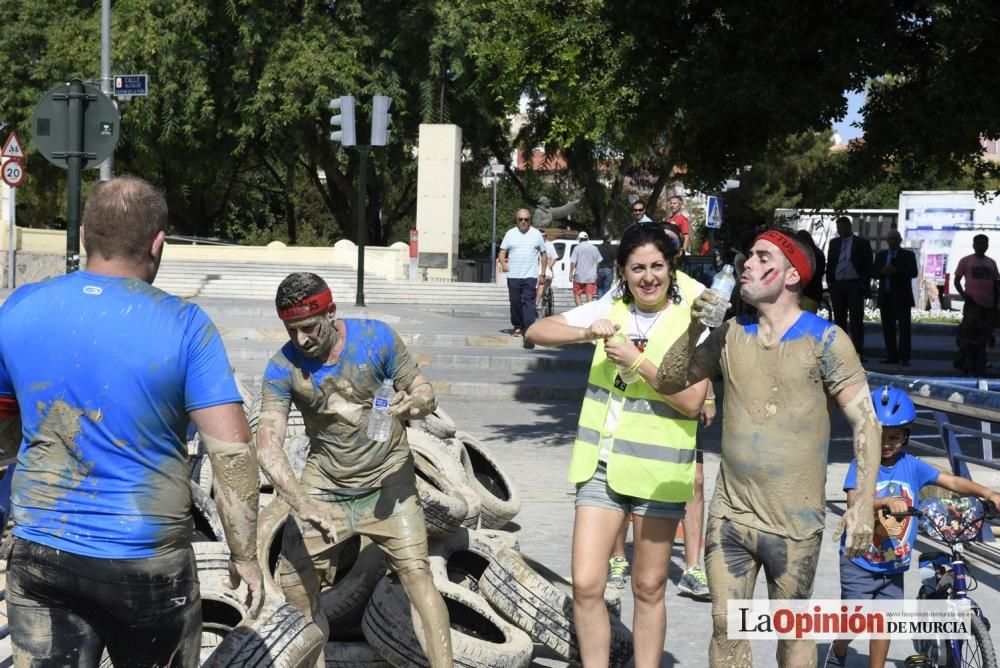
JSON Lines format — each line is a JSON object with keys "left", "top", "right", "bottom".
{"left": 525, "top": 223, "right": 710, "bottom": 667}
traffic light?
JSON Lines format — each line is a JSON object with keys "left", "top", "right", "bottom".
{"left": 370, "top": 95, "right": 392, "bottom": 147}
{"left": 329, "top": 96, "right": 356, "bottom": 146}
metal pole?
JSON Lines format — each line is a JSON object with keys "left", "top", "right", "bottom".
{"left": 66, "top": 79, "right": 85, "bottom": 273}
{"left": 355, "top": 146, "right": 368, "bottom": 306}
{"left": 99, "top": 0, "right": 113, "bottom": 181}
{"left": 7, "top": 187, "right": 14, "bottom": 289}
{"left": 490, "top": 176, "right": 498, "bottom": 282}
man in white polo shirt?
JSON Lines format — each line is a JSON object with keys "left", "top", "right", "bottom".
{"left": 498, "top": 208, "right": 548, "bottom": 348}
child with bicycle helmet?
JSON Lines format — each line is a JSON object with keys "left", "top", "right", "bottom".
{"left": 827, "top": 386, "right": 1000, "bottom": 667}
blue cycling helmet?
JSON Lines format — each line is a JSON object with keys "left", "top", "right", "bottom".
{"left": 872, "top": 386, "right": 916, "bottom": 427}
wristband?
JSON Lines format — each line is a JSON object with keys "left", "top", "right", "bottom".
{"left": 627, "top": 354, "right": 647, "bottom": 374}
{"left": 703, "top": 398, "right": 716, "bottom": 405}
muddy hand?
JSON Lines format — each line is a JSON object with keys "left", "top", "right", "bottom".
{"left": 690, "top": 291, "right": 719, "bottom": 326}
{"left": 833, "top": 503, "right": 874, "bottom": 558}
{"left": 229, "top": 558, "right": 265, "bottom": 619}
{"left": 298, "top": 499, "right": 339, "bottom": 543}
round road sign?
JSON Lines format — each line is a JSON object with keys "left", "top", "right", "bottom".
{"left": 31, "top": 80, "right": 120, "bottom": 170}
{"left": 1, "top": 159, "right": 25, "bottom": 188}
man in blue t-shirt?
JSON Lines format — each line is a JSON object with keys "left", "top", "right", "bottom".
{"left": 256, "top": 272, "right": 453, "bottom": 667}
{"left": 0, "top": 176, "right": 263, "bottom": 667}
{"left": 827, "top": 387, "right": 1000, "bottom": 668}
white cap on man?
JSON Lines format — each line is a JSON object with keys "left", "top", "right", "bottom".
{"left": 577, "top": 231, "right": 589, "bottom": 241}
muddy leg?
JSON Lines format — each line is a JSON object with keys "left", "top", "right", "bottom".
{"left": 705, "top": 518, "right": 760, "bottom": 668}
{"left": 759, "top": 531, "right": 822, "bottom": 668}
{"left": 398, "top": 565, "right": 454, "bottom": 668}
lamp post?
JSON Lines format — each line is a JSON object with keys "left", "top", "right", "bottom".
{"left": 488, "top": 159, "right": 505, "bottom": 282}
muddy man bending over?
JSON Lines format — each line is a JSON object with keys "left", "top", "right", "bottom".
{"left": 652, "top": 230, "right": 881, "bottom": 668}
{"left": 256, "top": 272, "right": 453, "bottom": 667}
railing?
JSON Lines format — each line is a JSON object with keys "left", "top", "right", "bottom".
{"left": 869, "top": 372, "right": 1000, "bottom": 547}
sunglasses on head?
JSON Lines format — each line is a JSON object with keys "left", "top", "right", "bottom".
{"left": 622, "top": 220, "right": 681, "bottom": 247}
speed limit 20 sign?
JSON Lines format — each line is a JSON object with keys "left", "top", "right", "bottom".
{"left": 2, "top": 159, "right": 25, "bottom": 188}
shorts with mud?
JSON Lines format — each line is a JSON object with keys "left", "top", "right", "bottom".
{"left": 279, "top": 465, "right": 430, "bottom": 583}
{"left": 6, "top": 537, "right": 200, "bottom": 668}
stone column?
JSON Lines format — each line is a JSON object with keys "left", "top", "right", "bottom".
{"left": 415, "top": 124, "right": 462, "bottom": 281}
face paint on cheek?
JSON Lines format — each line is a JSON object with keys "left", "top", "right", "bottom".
{"left": 761, "top": 268, "right": 778, "bottom": 285}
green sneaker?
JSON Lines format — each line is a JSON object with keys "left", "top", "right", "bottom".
{"left": 607, "top": 556, "right": 629, "bottom": 589}
{"left": 678, "top": 565, "right": 710, "bottom": 600}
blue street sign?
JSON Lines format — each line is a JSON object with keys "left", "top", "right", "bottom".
{"left": 706, "top": 195, "right": 723, "bottom": 229}
{"left": 113, "top": 74, "right": 149, "bottom": 97}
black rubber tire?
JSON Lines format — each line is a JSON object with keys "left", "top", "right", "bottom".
{"left": 413, "top": 407, "right": 458, "bottom": 440}
{"left": 478, "top": 547, "right": 633, "bottom": 666}
{"left": 963, "top": 614, "right": 998, "bottom": 668}
{"left": 202, "top": 602, "right": 326, "bottom": 667}
{"left": 194, "top": 542, "right": 251, "bottom": 663}
{"left": 414, "top": 452, "right": 470, "bottom": 538}
{"left": 454, "top": 432, "right": 520, "bottom": 530}
{"left": 324, "top": 638, "right": 391, "bottom": 667}
{"left": 321, "top": 535, "right": 388, "bottom": 632}
{"left": 191, "top": 480, "right": 225, "bottom": 542}
{"left": 408, "top": 429, "right": 480, "bottom": 529}
{"left": 427, "top": 528, "right": 506, "bottom": 593}
{"left": 362, "top": 577, "right": 533, "bottom": 668}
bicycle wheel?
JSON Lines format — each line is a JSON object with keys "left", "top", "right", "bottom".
{"left": 958, "top": 615, "right": 998, "bottom": 668}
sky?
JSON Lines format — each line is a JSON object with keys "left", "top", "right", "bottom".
{"left": 832, "top": 90, "right": 865, "bottom": 142}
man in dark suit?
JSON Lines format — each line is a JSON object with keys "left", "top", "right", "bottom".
{"left": 825, "top": 216, "right": 874, "bottom": 358}
{"left": 874, "top": 229, "right": 918, "bottom": 365}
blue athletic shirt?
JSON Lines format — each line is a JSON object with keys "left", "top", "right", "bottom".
{"left": 842, "top": 452, "right": 941, "bottom": 573}
{"left": 0, "top": 271, "right": 241, "bottom": 558}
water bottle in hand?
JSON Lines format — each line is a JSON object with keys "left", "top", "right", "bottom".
{"left": 609, "top": 333, "right": 641, "bottom": 385}
{"left": 367, "top": 378, "right": 395, "bottom": 442}
{"left": 700, "top": 264, "right": 736, "bottom": 328}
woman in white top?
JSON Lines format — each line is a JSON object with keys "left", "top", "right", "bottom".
{"left": 526, "top": 223, "right": 709, "bottom": 667}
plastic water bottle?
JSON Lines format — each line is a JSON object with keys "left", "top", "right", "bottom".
{"left": 700, "top": 264, "right": 736, "bottom": 328}
{"left": 609, "top": 333, "right": 642, "bottom": 385}
{"left": 367, "top": 379, "right": 395, "bottom": 441}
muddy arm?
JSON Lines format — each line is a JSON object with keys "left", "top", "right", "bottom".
{"left": 256, "top": 406, "right": 338, "bottom": 539}
{"left": 191, "top": 402, "right": 264, "bottom": 616}
{"left": 832, "top": 381, "right": 881, "bottom": 558}
{"left": 652, "top": 292, "right": 721, "bottom": 395}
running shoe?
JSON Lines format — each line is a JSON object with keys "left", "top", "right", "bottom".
{"left": 607, "top": 556, "right": 629, "bottom": 589}
{"left": 677, "top": 565, "right": 710, "bottom": 600}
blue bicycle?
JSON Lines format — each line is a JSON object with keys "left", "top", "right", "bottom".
{"left": 886, "top": 497, "right": 997, "bottom": 667}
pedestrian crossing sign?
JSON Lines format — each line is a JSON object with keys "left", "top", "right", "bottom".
{"left": 706, "top": 196, "right": 723, "bottom": 229}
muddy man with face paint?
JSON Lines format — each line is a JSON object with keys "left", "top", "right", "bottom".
{"left": 256, "top": 272, "right": 452, "bottom": 668}
{"left": 653, "top": 229, "right": 881, "bottom": 668}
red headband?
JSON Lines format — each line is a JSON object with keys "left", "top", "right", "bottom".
{"left": 754, "top": 230, "right": 814, "bottom": 287}
{"left": 277, "top": 288, "right": 335, "bottom": 322}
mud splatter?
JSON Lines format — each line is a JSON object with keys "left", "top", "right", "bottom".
{"left": 18, "top": 400, "right": 100, "bottom": 511}
{"left": 204, "top": 433, "right": 260, "bottom": 561}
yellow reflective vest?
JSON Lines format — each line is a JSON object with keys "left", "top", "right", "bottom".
{"left": 568, "top": 297, "right": 698, "bottom": 502}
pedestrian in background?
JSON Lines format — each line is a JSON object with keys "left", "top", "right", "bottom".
{"left": 874, "top": 229, "right": 917, "bottom": 366}
{"left": 597, "top": 234, "right": 616, "bottom": 298}
{"left": 0, "top": 176, "right": 263, "bottom": 667}
{"left": 666, "top": 195, "right": 691, "bottom": 253}
{"left": 570, "top": 231, "right": 602, "bottom": 306}
{"left": 498, "top": 208, "right": 548, "bottom": 347}
{"left": 826, "top": 215, "right": 874, "bottom": 360}
{"left": 954, "top": 234, "right": 999, "bottom": 376}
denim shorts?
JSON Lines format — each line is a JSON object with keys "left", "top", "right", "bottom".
{"left": 575, "top": 462, "right": 687, "bottom": 519}
{"left": 839, "top": 553, "right": 904, "bottom": 600}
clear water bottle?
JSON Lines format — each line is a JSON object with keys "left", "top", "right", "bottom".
{"left": 700, "top": 264, "right": 736, "bottom": 328}
{"left": 609, "top": 333, "right": 642, "bottom": 385}
{"left": 367, "top": 378, "right": 395, "bottom": 441}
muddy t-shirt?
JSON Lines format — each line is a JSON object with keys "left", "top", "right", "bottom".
{"left": 0, "top": 271, "right": 241, "bottom": 558}
{"left": 261, "top": 319, "right": 420, "bottom": 490}
{"left": 692, "top": 311, "right": 866, "bottom": 539}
